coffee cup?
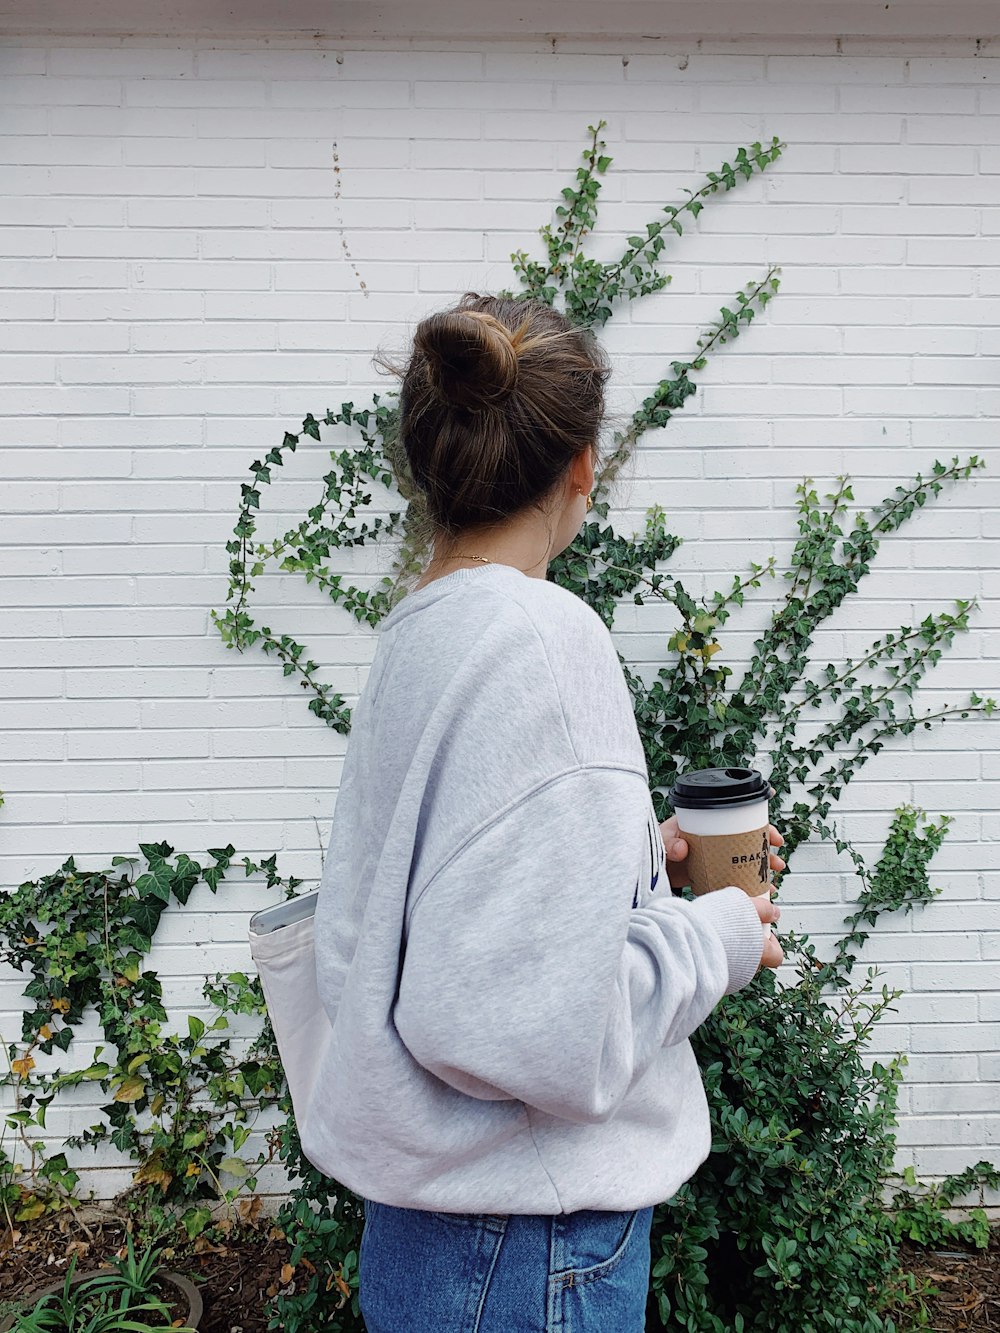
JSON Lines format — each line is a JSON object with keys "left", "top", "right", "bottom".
{"left": 668, "top": 766, "right": 773, "bottom": 936}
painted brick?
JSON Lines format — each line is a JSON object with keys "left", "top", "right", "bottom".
{"left": 0, "top": 76, "right": 122, "bottom": 105}
{"left": 766, "top": 56, "right": 906, "bottom": 83}
{"left": 3, "top": 31, "right": 1000, "bottom": 1201}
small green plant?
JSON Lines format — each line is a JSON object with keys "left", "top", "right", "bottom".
{"left": 263, "top": 1080, "right": 365, "bottom": 1331}
{"left": 644, "top": 807, "right": 955, "bottom": 1333}
{"left": 9, "top": 1239, "right": 198, "bottom": 1333}
{"left": 889, "top": 1161, "right": 1000, "bottom": 1251}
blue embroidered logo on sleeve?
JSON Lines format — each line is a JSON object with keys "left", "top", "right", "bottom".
{"left": 633, "top": 803, "right": 666, "bottom": 909}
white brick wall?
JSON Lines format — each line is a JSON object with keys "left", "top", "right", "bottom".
{"left": 2, "top": 33, "right": 999, "bottom": 1206}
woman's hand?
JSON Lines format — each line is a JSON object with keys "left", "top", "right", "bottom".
{"left": 658, "top": 814, "right": 786, "bottom": 971}
{"left": 755, "top": 889, "right": 784, "bottom": 971}
{"left": 658, "top": 815, "right": 787, "bottom": 890}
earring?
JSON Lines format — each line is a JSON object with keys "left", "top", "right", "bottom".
{"left": 579, "top": 488, "right": 594, "bottom": 512}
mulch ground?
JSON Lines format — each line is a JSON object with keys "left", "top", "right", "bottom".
{"left": 896, "top": 1236, "right": 1000, "bottom": 1331}
{"left": 1, "top": 1210, "right": 997, "bottom": 1330}
{"left": 0, "top": 1206, "right": 293, "bottom": 1333}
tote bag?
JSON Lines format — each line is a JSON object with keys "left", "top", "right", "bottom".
{"left": 248, "top": 891, "right": 332, "bottom": 1131}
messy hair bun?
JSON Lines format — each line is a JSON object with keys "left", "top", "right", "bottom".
{"left": 416, "top": 308, "right": 521, "bottom": 414}
{"left": 374, "top": 291, "right": 611, "bottom": 535}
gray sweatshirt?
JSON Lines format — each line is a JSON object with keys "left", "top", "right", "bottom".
{"left": 306, "top": 560, "right": 765, "bottom": 1214}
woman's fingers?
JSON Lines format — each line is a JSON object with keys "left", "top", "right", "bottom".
{"left": 759, "top": 898, "right": 781, "bottom": 925}
{"left": 761, "top": 816, "right": 785, "bottom": 969}
{"left": 767, "top": 825, "right": 786, "bottom": 875}
{"left": 666, "top": 836, "right": 688, "bottom": 863}
{"left": 754, "top": 893, "right": 784, "bottom": 970}
{"left": 761, "top": 933, "right": 784, "bottom": 970}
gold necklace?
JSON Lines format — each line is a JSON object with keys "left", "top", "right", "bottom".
{"left": 437, "top": 554, "right": 492, "bottom": 563}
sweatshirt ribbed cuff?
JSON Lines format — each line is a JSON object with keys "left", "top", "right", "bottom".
{"left": 688, "top": 885, "right": 766, "bottom": 996}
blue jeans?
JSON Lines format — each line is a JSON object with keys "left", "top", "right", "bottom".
{"left": 359, "top": 1199, "right": 654, "bottom": 1332}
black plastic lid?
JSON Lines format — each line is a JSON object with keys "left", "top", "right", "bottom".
{"left": 669, "top": 766, "right": 769, "bottom": 810}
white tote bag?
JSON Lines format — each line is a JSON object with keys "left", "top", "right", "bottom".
{"left": 248, "top": 891, "right": 331, "bottom": 1130}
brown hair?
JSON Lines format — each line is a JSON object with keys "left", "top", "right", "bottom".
{"left": 374, "top": 292, "right": 613, "bottom": 539}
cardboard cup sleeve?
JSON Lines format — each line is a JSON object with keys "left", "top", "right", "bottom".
{"left": 683, "top": 824, "right": 773, "bottom": 897}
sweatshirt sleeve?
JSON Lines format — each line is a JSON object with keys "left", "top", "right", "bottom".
{"left": 393, "top": 763, "right": 765, "bottom": 1125}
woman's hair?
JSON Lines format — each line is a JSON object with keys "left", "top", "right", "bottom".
{"left": 373, "top": 292, "right": 613, "bottom": 536}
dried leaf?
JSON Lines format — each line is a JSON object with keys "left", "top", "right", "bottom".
{"left": 193, "top": 1234, "right": 227, "bottom": 1255}
{"left": 237, "top": 1195, "right": 262, "bottom": 1227}
{"left": 134, "top": 1157, "right": 173, "bottom": 1192}
{"left": 280, "top": 1262, "right": 295, "bottom": 1284}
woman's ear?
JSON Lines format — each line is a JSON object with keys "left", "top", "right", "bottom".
{"left": 572, "top": 444, "right": 597, "bottom": 497}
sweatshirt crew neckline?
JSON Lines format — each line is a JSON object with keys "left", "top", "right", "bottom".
{"left": 382, "top": 561, "right": 528, "bottom": 629}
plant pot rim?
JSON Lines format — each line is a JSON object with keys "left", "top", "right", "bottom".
{"left": 0, "top": 1266, "right": 203, "bottom": 1333}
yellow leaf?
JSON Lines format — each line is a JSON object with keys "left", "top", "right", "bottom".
{"left": 150, "top": 1093, "right": 165, "bottom": 1116}
{"left": 185, "top": 1162, "right": 200, "bottom": 1177}
{"left": 16, "top": 1198, "right": 45, "bottom": 1222}
{"left": 113, "top": 1074, "right": 146, "bottom": 1103}
{"left": 39, "top": 1025, "right": 52, "bottom": 1040}
{"left": 50, "top": 998, "right": 70, "bottom": 1014}
{"left": 11, "top": 1056, "right": 35, "bottom": 1078}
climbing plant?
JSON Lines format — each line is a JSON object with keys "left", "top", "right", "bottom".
{"left": 0, "top": 847, "right": 299, "bottom": 1241}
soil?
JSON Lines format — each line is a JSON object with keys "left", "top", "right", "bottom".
{"left": 1, "top": 1210, "right": 997, "bottom": 1330}
{"left": 0, "top": 1206, "right": 293, "bottom": 1333}
{"left": 897, "top": 1235, "right": 1000, "bottom": 1332}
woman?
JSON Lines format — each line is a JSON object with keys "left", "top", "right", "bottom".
{"left": 306, "top": 292, "right": 784, "bottom": 1332}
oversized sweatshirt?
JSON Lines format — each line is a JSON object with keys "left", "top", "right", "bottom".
{"left": 305, "top": 560, "right": 766, "bottom": 1214}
